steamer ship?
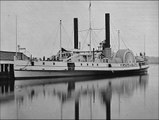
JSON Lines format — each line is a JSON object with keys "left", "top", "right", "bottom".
{"left": 14, "top": 4, "right": 149, "bottom": 80}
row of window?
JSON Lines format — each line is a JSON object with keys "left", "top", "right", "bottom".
{"left": 32, "top": 62, "right": 111, "bottom": 67}
{"left": 31, "top": 62, "right": 55, "bottom": 66}
{"left": 80, "top": 63, "right": 99, "bottom": 66}
{"left": 80, "top": 63, "right": 112, "bottom": 67}
{"left": 37, "top": 62, "right": 99, "bottom": 66}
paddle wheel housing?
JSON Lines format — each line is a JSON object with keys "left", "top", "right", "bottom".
{"left": 115, "top": 49, "right": 135, "bottom": 63}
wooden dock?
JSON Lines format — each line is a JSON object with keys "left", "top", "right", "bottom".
{"left": 0, "top": 61, "right": 15, "bottom": 80}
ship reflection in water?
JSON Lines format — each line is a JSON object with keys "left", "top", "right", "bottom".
{"left": 2, "top": 73, "right": 156, "bottom": 119}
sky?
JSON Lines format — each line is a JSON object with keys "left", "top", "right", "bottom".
{"left": 0, "top": 1, "right": 158, "bottom": 58}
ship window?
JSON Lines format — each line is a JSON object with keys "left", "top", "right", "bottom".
{"left": 31, "top": 62, "right": 34, "bottom": 66}
{"left": 92, "top": 64, "right": 94, "bottom": 66}
{"left": 108, "top": 64, "right": 111, "bottom": 67}
{"left": 97, "top": 64, "right": 98, "bottom": 66}
{"left": 43, "top": 62, "right": 45, "bottom": 65}
{"left": 81, "top": 63, "right": 82, "bottom": 66}
{"left": 53, "top": 62, "right": 55, "bottom": 65}
{"left": 87, "top": 63, "right": 88, "bottom": 66}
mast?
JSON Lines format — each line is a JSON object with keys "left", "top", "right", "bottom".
{"left": 89, "top": 0, "right": 92, "bottom": 52}
{"left": 118, "top": 30, "right": 120, "bottom": 50}
{"left": 15, "top": 15, "right": 18, "bottom": 58}
{"left": 60, "top": 20, "right": 62, "bottom": 60}
{"left": 144, "top": 35, "right": 145, "bottom": 55}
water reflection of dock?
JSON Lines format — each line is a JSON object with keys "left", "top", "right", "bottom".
{"left": 0, "top": 61, "right": 15, "bottom": 102}
{"left": 5, "top": 74, "right": 148, "bottom": 119}
{"left": 0, "top": 62, "right": 14, "bottom": 79}
{"left": 0, "top": 79, "right": 15, "bottom": 102}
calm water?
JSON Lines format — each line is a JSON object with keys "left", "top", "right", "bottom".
{"left": 0, "top": 64, "right": 158, "bottom": 119}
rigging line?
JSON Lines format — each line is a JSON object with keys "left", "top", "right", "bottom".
{"left": 79, "top": 30, "right": 88, "bottom": 44}
{"left": 96, "top": 28, "right": 104, "bottom": 34}
{"left": 120, "top": 31, "right": 134, "bottom": 51}
{"left": 92, "top": 28, "right": 105, "bottom": 31}
{"left": 79, "top": 32, "right": 85, "bottom": 43}
{"left": 120, "top": 36, "right": 128, "bottom": 49}
{"left": 110, "top": 19, "right": 139, "bottom": 55}
{"left": 110, "top": 20, "right": 119, "bottom": 36}
{"left": 91, "top": 32, "right": 97, "bottom": 49}
{"left": 81, "top": 30, "right": 89, "bottom": 50}
{"left": 117, "top": 30, "right": 124, "bottom": 49}
{"left": 110, "top": 18, "right": 119, "bottom": 32}
{"left": 111, "top": 24, "right": 118, "bottom": 51}
{"left": 126, "top": 34, "right": 142, "bottom": 54}
{"left": 118, "top": 27, "right": 143, "bottom": 52}
{"left": 110, "top": 22, "right": 117, "bottom": 39}
{"left": 93, "top": 31, "right": 99, "bottom": 45}
{"left": 79, "top": 29, "right": 89, "bottom": 32}
{"left": 52, "top": 23, "right": 60, "bottom": 51}
{"left": 110, "top": 32, "right": 116, "bottom": 51}
{"left": 37, "top": 21, "right": 60, "bottom": 57}
{"left": 92, "top": 32, "right": 99, "bottom": 49}
{"left": 78, "top": 27, "right": 104, "bottom": 33}
{"left": 122, "top": 38, "right": 138, "bottom": 56}
{"left": 92, "top": 29, "right": 104, "bottom": 43}
{"left": 92, "top": 30, "right": 100, "bottom": 46}
{"left": 47, "top": 33, "right": 59, "bottom": 57}
{"left": 61, "top": 24, "right": 73, "bottom": 47}
{"left": 70, "top": 28, "right": 74, "bottom": 49}
{"left": 120, "top": 35, "right": 134, "bottom": 52}
{"left": 79, "top": 32, "right": 85, "bottom": 49}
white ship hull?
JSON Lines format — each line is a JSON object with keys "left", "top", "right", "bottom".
{"left": 14, "top": 60, "right": 149, "bottom": 80}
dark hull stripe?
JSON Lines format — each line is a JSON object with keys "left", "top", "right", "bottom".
{"left": 15, "top": 67, "right": 148, "bottom": 80}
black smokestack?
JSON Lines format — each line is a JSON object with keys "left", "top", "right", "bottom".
{"left": 74, "top": 18, "right": 78, "bottom": 49}
{"left": 105, "top": 13, "right": 110, "bottom": 48}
